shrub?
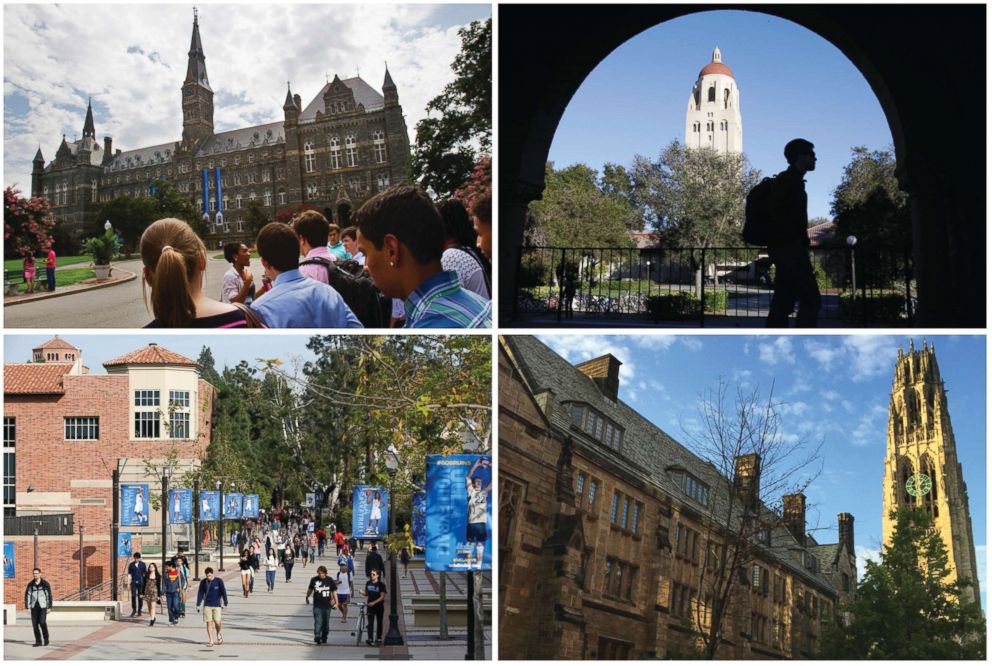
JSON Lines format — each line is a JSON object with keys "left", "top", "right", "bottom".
{"left": 648, "top": 292, "right": 700, "bottom": 321}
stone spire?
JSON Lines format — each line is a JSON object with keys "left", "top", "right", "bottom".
{"left": 82, "top": 97, "right": 96, "bottom": 139}
{"left": 383, "top": 65, "right": 398, "bottom": 107}
{"left": 185, "top": 8, "right": 211, "bottom": 91}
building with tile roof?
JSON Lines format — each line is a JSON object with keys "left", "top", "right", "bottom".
{"left": 498, "top": 335, "right": 856, "bottom": 659}
{"left": 3, "top": 338, "right": 214, "bottom": 605}
{"left": 30, "top": 10, "right": 410, "bottom": 245}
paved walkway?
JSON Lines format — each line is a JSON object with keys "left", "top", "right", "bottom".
{"left": 4, "top": 549, "right": 491, "bottom": 660}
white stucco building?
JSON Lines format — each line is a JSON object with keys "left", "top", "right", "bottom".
{"left": 685, "top": 47, "right": 743, "bottom": 154}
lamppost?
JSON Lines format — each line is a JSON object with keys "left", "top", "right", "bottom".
{"left": 383, "top": 445, "right": 404, "bottom": 646}
{"left": 104, "top": 220, "right": 112, "bottom": 232}
{"left": 460, "top": 425, "right": 480, "bottom": 661}
{"left": 847, "top": 235, "right": 858, "bottom": 306}
{"left": 217, "top": 480, "right": 225, "bottom": 572}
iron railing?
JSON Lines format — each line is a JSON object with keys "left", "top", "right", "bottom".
{"left": 59, "top": 572, "right": 130, "bottom": 602}
{"left": 514, "top": 245, "right": 914, "bottom": 327}
{"left": 4, "top": 512, "right": 74, "bottom": 536}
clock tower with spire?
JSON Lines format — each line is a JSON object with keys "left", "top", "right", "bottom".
{"left": 181, "top": 7, "right": 214, "bottom": 151}
{"left": 882, "top": 340, "right": 981, "bottom": 606}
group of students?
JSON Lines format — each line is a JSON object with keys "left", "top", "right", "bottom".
{"left": 125, "top": 551, "right": 191, "bottom": 626}
{"left": 140, "top": 184, "right": 492, "bottom": 328}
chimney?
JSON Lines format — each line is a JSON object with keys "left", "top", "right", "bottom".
{"left": 782, "top": 493, "right": 806, "bottom": 545}
{"left": 293, "top": 93, "right": 302, "bottom": 110}
{"left": 575, "top": 354, "right": 622, "bottom": 401}
{"left": 733, "top": 453, "right": 761, "bottom": 512}
{"left": 533, "top": 388, "right": 556, "bottom": 421}
{"left": 104, "top": 136, "right": 113, "bottom": 158}
{"left": 837, "top": 512, "right": 855, "bottom": 555}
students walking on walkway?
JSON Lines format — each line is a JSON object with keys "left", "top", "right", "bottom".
{"left": 24, "top": 567, "right": 52, "bottom": 647}
{"left": 305, "top": 566, "right": 339, "bottom": 644}
{"left": 265, "top": 548, "right": 278, "bottom": 592}
{"left": 143, "top": 563, "right": 162, "bottom": 626}
{"left": 361, "top": 568, "right": 387, "bottom": 646}
{"left": 195, "top": 567, "right": 229, "bottom": 647}
{"left": 164, "top": 565, "right": 182, "bottom": 625}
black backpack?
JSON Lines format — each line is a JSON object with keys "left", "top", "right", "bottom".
{"left": 743, "top": 176, "right": 775, "bottom": 245}
{"left": 299, "top": 256, "right": 392, "bottom": 328}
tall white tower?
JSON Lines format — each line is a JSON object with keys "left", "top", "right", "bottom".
{"left": 685, "top": 47, "right": 743, "bottom": 154}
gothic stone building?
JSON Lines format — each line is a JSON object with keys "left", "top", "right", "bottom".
{"left": 3, "top": 337, "right": 213, "bottom": 605}
{"left": 882, "top": 341, "right": 981, "bottom": 606}
{"left": 30, "top": 13, "right": 410, "bottom": 244}
{"left": 498, "top": 336, "right": 857, "bottom": 659}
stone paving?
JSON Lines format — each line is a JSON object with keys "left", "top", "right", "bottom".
{"left": 4, "top": 548, "right": 491, "bottom": 660}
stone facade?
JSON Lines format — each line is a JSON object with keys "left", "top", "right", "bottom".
{"left": 499, "top": 336, "right": 856, "bottom": 659}
{"left": 3, "top": 338, "right": 213, "bottom": 605}
{"left": 30, "top": 12, "right": 410, "bottom": 245}
{"left": 684, "top": 47, "right": 743, "bottom": 154}
{"left": 882, "top": 340, "right": 981, "bottom": 606}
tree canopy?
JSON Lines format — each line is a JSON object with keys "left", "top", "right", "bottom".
{"left": 4, "top": 186, "right": 55, "bottom": 259}
{"left": 830, "top": 146, "right": 910, "bottom": 251}
{"left": 819, "top": 507, "right": 985, "bottom": 659}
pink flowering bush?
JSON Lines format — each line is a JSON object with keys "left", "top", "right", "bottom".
{"left": 4, "top": 187, "right": 56, "bottom": 258}
{"left": 453, "top": 155, "right": 491, "bottom": 213}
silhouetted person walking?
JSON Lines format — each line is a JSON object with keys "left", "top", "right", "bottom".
{"left": 766, "top": 138, "right": 821, "bottom": 327}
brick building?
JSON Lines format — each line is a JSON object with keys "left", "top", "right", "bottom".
{"left": 498, "top": 336, "right": 857, "bottom": 659}
{"left": 30, "top": 10, "right": 410, "bottom": 245}
{"left": 3, "top": 337, "right": 214, "bottom": 605}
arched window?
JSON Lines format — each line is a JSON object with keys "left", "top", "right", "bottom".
{"left": 249, "top": 191, "right": 257, "bottom": 203}
{"left": 724, "top": 88, "right": 731, "bottom": 109}
{"left": 306, "top": 182, "right": 318, "bottom": 200}
{"left": 264, "top": 190, "right": 272, "bottom": 206}
{"left": 278, "top": 189, "right": 287, "bottom": 205}
{"left": 345, "top": 135, "right": 358, "bottom": 168}
{"left": 372, "top": 130, "right": 387, "bottom": 163}
{"left": 919, "top": 454, "right": 938, "bottom": 517}
{"left": 899, "top": 457, "right": 913, "bottom": 505}
{"left": 376, "top": 172, "right": 390, "bottom": 191}
{"left": 237, "top": 219, "right": 244, "bottom": 232}
{"left": 706, "top": 121, "right": 714, "bottom": 132}
{"left": 708, "top": 85, "right": 716, "bottom": 103}
{"left": 303, "top": 142, "right": 316, "bottom": 173}
{"left": 209, "top": 196, "right": 215, "bottom": 212}
{"left": 349, "top": 177, "right": 361, "bottom": 195}
{"left": 236, "top": 194, "right": 243, "bottom": 209}
{"left": 329, "top": 136, "right": 341, "bottom": 169}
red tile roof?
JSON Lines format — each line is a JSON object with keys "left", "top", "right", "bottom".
{"left": 4, "top": 364, "right": 73, "bottom": 395}
{"left": 33, "top": 337, "right": 79, "bottom": 351}
{"left": 700, "top": 62, "right": 734, "bottom": 79}
{"left": 103, "top": 344, "right": 200, "bottom": 369}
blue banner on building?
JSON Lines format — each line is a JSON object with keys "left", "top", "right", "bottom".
{"left": 201, "top": 169, "right": 209, "bottom": 215}
{"left": 121, "top": 483, "right": 150, "bottom": 527}
{"left": 215, "top": 167, "right": 223, "bottom": 211}
{"left": 199, "top": 490, "right": 220, "bottom": 522}
{"left": 412, "top": 491, "right": 426, "bottom": 550}
{"left": 242, "top": 494, "right": 259, "bottom": 518}
{"left": 3, "top": 541, "right": 14, "bottom": 578}
{"left": 117, "top": 532, "right": 132, "bottom": 558}
{"left": 169, "top": 488, "right": 193, "bottom": 524}
{"left": 224, "top": 492, "right": 243, "bottom": 519}
{"left": 425, "top": 454, "right": 492, "bottom": 572}
{"left": 351, "top": 486, "right": 388, "bottom": 539}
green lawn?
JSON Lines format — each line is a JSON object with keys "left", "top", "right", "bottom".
{"left": 4, "top": 255, "right": 93, "bottom": 271}
{"left": 8, "top": 267, "right": 97, "bottom": 294}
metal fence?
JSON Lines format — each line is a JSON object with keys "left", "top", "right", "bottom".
{"left": 4, "top": 512, "right": 74, "bottom": 536}
{"left": 513, "top": 245, "right": 914, "bottom": 327}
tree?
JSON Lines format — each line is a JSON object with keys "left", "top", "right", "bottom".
{"left": 527, "top": 163, "right": 639, "bottom": 248}
{"left": 274, "top": 203, "right": 321, "bottom": 225}
{"left": 680, "top": 379, "right": 822, "bottom": 660}
{"left": 831, "top": 147, "right": 910, "bottom": 251}
{"left": 98, "top": 196, "right": 157, "bottom": 255}
{"left": 453, "top": 155, "right": 491, "bottom": 213}
{"left": 4, "top": 186, "right": 56, "bottom": 260}
{"left": 631, "top": 141, "right": 761, "bottom": 248}
{"left": 600, "top": 162, "right": 641, "bottom": 230}
{"left": 819, "top": 507, "right": 985, "bottom": 659}
{"left": 412, "top": 18, "right": 491, "bottom": 198}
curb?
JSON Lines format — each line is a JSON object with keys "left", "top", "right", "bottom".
{"left": 3, "top": 269, "right": 138, "bottom": 306}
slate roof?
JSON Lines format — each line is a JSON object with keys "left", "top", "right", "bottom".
{"left": 299, "top": 76, "right": 385, "bottom": 121}
{"left": 65, "top": 137, "right": 104, "bottom": 166}
{"left": 34, "top": 337, "right": 79, "bottom": 351}
{"left": 196, "top": 121, "right": 285, "bottom": 156}
{"left": 505, "top": 335, "right": 838, "bottom": 592}
{"left": 103, "top": 344, "right": 200, "bottom": 369}
{"left": 107, "top": 141, "right": 177, "bottom": 171}
{"left": 4, "top": 364, "right": 73, "bottom": 395}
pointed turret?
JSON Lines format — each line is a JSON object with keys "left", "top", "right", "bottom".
{"left": 185, "top": 8, "right": 211, "bottom": 90}
{"left": 33, "top": 146, "right": 45, "bottom": 165}
{"left": 283, "top": 82, "right": 299, "bottom": 126}
{"left": 31, "top": 146, "right": 45, "bottom": 197}
{"left": 180, "top": 8, "right": 214, "bottom": 149}
{"left": 383, "top": 65, "right": 398, "bottom": 108}
{"left": 82, "top": 97, "right": 96, "bottom": 139}
{"left": 712, "top": 46, "right": 722, "bottom": 64}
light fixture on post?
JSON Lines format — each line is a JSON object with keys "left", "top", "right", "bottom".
{"left": 847, "top": 235, "right": 858, "bottom": 307}
{"left": 217, "top": 480, "right": 225, "bottom": 572}
{"left": 104, "top": 220, "right": 112, "bottom": 231}
{"left": 383, "top": 444, "right": 404, "bottom": 646}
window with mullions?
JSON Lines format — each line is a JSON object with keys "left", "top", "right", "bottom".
{"left": 610, "top": 491, "right": 620, "bottom": 524}
{"left": 135, "top": 412, "right": 160, "bottom": 438}
{"left": 3, "top": 417, "right": 14, "bottom": 448}
{"left": 65, "top": 417, "right": 99, "bottom": 440}
{"left": 169, "top": 390, "right": 190, "bottom": 408}
{"left": 576, "top": 472, "right": 586, "bottom": 496}
{"left": 134, "top": 390, "right": 160, "bottom": 407}
{"left": 169, "top": 412, "right": 190, "bottom": 439}
{"left": 570, "top": 403, "right": 624, "bottom": 452}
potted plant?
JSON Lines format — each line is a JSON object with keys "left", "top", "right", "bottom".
{"left": 83, "top": 228, "right": 117, "bottom": 280}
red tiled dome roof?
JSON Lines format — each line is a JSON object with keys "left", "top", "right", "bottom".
{"left": 103, "top": 344, "right": 200, "bottom": 369}
{"left": 700, "top": 62, "right": 734, "bottom": 79}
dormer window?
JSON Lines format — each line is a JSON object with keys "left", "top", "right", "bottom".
{"left": 672, "top": 469, "right": 710, "bottom": 507}
{"left": 569, "top": 403, "right": 623, "bottom": 451}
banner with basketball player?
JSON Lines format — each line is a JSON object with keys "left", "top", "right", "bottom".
{"left": 424, "top": 454, "right": 492, "bottom": 572}
{"left": 169, "top": 488, "right": 193, "bottom": 524}
{"left": 121, "top": 484, "right": 150, "bottom": 527}
{"left": 199, "top": 490, "right": 220, "bottom": 522}
{"left": 351, "top": 485, "right": 389, "bottom": 539}
{"left": 412, "top": 491, "right": 427, "bottom": 551}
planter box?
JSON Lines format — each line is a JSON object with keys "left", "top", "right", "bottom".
{"left": 94, "top": 265, "right": 112, "bottom": 281}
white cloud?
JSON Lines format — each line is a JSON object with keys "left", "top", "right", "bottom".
{"left": 856, "top": 544, "right": 882, "bottom": 578}
{"left": 680, "top": 338, "right": 704, "bottom": 351}
{"left": 976, "top": 545, "right": 987, "bottom": 612}
{"left": 758, "top": 336, "right": 795, "bottom": 365}
{"left": 778, "top": 401, "right": 809, "bottom": 417}
{"left": 4, "top": 4, "right": 487, "bottom": 189}
{"left": 538, "top": 335, "right": 637, "bottom": 388}
{"left": 805, "top": 339, "right": 842, "bottom": 369}
{"left": 851, "top": 403, "right": 888, "bottom": 446}
{"left": 841, "top": 336, "right": 901, "bottom": 382}
{"left": 634, "top": 335, "right": 676, "bottom": 351}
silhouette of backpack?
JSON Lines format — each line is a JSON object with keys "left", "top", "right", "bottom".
{"left": 299, "top": 256, "right": 392, "bottom": 328}
{"left": 743, "top": 176, "right": 776, "bottom": 245}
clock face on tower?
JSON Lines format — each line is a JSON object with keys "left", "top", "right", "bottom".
{"left": 905, "top": 473, "right": 932, "bottom": 497}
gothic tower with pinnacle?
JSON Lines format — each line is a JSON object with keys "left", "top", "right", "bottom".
{"left": 181, "top": 8, "right": 214, "bottom": 151}
{"left": 882, "top": 340, "right": 980, "bottom": 606}
{"left": 685, "top": 47, "right": 743, "bottom": 154}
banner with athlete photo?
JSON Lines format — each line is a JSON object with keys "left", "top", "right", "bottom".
{"left": 169, "top": 488, "right": 193, "bottom": 524}
{"left": 117, "top": 532, "right": 132, "bottom": 558}
{"left": 351, "top": 485, "right": 388, "bottom": 539}
{"left": 3, "top": 541, "right": 14, "bottom": 578}
{"left": 242, "top": 494, "right": 259, "bottom": 518}
{"left": 424, "top": 454, "right": 492, "bottom": 572}
{"left": 121, "top": 484, "right": 150, "bottom": 527}
{"left": 412, "top": 491, "right": 427, "bottom": 550}
{"left": 199, "top": 490, "right": 220, "bottom": 522}
{"left": 223, "top": 492, "right": 243, "bottom": 519}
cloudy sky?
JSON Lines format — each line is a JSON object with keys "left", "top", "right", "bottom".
{"left": 3, "top": 3, "right": 490, "bottom": 191}
{"left": 535, "top": 333, "right": 986, "bottom": 610}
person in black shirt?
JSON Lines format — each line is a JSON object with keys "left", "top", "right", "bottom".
{"left": 360, "top": 568, "right": 387, "bottom": 646}
{"left": 364, "top": 544, "right": 384, "bottom": 580}
{"left": 24, "top": 568, "right": 53, "bottom": 647}
{"left": 126, "top": 553, "right": 147, "bottom": 617}
{"left": 305, "top": 566, "right": 338, "bottom": 644}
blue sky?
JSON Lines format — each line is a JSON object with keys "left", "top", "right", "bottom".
{"left": 548, "top": 9, "right": 893, "bottom": 222}
{"left": 3, "top": 3, "right": 490, "bottom": 191}
{"left": 536, "top": 334, "right": 986, "bottom": 610}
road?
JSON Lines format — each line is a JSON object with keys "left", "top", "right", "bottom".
{"left": 3, "top": 256, "right": 239, "bottom": 328}
{"left": 4, "top": 547, "right": 491, "bottom": 660}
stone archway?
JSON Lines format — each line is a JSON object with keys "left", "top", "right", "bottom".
{"left": 499, "top": 5, "right": 984, "bottom": 326}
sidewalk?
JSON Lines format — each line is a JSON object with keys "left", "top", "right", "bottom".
{"left": 5, "top": 550, "right": 368, "bottom": 660}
